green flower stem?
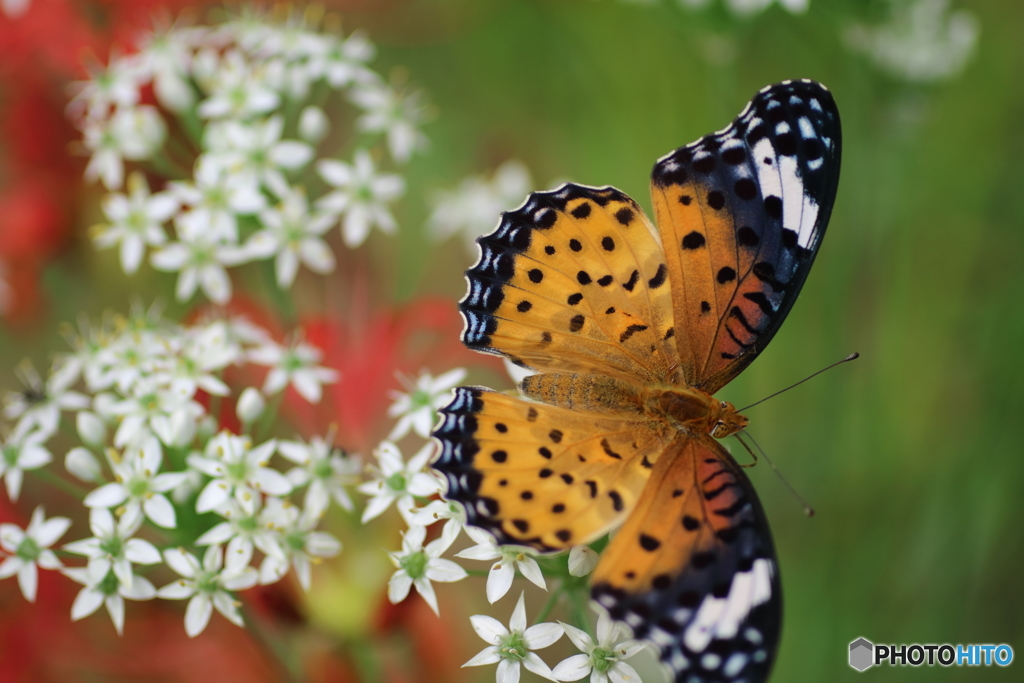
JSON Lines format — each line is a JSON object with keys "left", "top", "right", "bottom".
{"left": 260, "top": 258, "right": 297, "bottom": 324}
{"left": 533, "top": 584, "right": 565, "bottom": 624}
{"left": 242, "top": 604, "right": 303, "bottom": 683}
{"left": 178, "top": 108, "right": 205, "bottom": 147}
{"left": 32, "top": 467, "right": 89, "bottom": 500}
{"left": 147, "top": 151, "right": 190, "bottom": 180}
{"left": 567, "top": 584, "right": 594, "bottom": 638}
{"left": 256, "top": 391, "right": 285, "bottom": 442}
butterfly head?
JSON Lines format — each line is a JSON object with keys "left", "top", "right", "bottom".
{"left": 711, "top": 400, "right": 748, "bottom": 439}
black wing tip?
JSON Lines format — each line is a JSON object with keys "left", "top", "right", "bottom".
{"left": 653, "top": 78, "right": 841, "bottom": 190}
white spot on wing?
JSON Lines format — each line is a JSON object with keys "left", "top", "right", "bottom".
{"left": 807, "top": 158, "right": 824, "bottom": 171}
{"left": 798, "top": 117, "right": 816, "bottom": 139}
{"left": 751, "top": 139, "right": 781, "bottom": 202}
{"left": 778, "top": 155, "right": 804, "bottom": 236}
{"left": 683, "top": 558, "right": 774, "bottom": 653}
{"left": 775, "top": 122, "right": 790, "bottom": 135}
{"left": 724, "top": 653, "right": 748, "bottom": 677}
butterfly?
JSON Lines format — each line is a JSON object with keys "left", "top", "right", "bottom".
{"left": 431, "top": 79, "right": 841, "bottom": 682}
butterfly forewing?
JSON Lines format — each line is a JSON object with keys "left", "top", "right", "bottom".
{"left": 460, "top": 183, "right": 680, "bottom": 386}
{"left": 651, "top": 79, "right": 841, "bottom": 393}
{"left": 591, "top": 436, "right": 780, "bottom": 682}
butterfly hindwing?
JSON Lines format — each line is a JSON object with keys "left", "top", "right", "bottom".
{"left": 651, "top": 79, "right": 841, "bottom": 393}
{"left": 433, "top": 386, "right": 672, "bottom": 551}
{"left": 460, "top": 183, "right": 681, "bottom": 386}
{"left": 591, "top": 436, "right": 780, "bottom": 682}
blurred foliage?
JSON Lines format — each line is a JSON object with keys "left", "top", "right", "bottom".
{"left": 2, "top": 0, "right": 1022, "bottom": 681}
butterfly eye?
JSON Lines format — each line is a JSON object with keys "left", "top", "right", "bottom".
{"left": 711, "top": 421, "right": 729, "bottom": 439}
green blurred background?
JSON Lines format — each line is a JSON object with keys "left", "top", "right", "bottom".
{"left": 3, "top": 0, "right": 1021, "bottom": 681}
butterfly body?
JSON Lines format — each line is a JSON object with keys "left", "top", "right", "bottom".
{"left": 434, "top": 79, "right": 840, "bottom": 682}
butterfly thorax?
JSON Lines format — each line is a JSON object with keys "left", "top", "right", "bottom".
{"left": 647, "top": 386, "right": 748, "bottom": 438}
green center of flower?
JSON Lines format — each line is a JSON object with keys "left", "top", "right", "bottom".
{"left": 2, "top": 446, "right": 18, "bottom": 467}
{"left": 100, "top": 536, "right": 124, "bottom": 558}
{"left": 140, "top": 392, "right": 160, "bottom": 413}
{"left": 197, "top": 570, "right": 221, "bottom": 594}
{"left": 592, "top": 647, "right": 615, "bottom": 673}
{"left": 286, "top": 531, "right": 305, "bottom": 552}
{"left": 226, "top": 460, "right": 250, "bottom": 483}
{"left": 99, "top": 569, "right": 121, "bottom": 596}
{"left": 399, "top": 550, "right": 428, "bottom": 579}
{"left": 237, "top": 516, "right": 258, "bottom": 533}
{"left": 15, "top": 536, "right": 40, "bottom": 562}
{"left": 128, "top": 477, "right": 150, "bottom": 498}
{"left": 312, "top": 459, "right": 333, "bottom": 480}
{"left": 499, "top": 632, "right": 527, "bottom": 662}
{"left": 127, "top": 209, "right": 148, "bottom": 232}
{"left": 204, "top": 186, "right": 227, "bottom": 209}
{"left": 410, "top": 389, "right": 431, "bottom": 408}
{"left": 385, "top": 472, "right": 407, "bottom": 492}
{"left": 282, "top": 351, "right": 303, "bottom": 372}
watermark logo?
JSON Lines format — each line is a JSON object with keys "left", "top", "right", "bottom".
{"left": 849, "top": 638, "right": 1013, "bottom": 671}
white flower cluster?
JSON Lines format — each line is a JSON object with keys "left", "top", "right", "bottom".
{"left": 427, "top": 160, "right": 533, "bottom": 256}
{"left": 366, "top": 367, "right": 641, "bottom": 682}
{"left": 844, "top": 0, "right": 979, "bottom": 83}
{"left": 0, "top": 305, "right": 352, "bottom": 637}
{"left": 70, "top": 8, "right": 425, "bottom": 303}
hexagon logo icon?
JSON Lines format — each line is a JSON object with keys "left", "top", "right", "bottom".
{"left": 849, "top": 637, "right": 874, "bottom": 671}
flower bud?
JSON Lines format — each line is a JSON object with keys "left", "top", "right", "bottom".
{"left": 568, "top": 545, "right": 599, "bottom": 577}
{"left": 76, "top": 411, "right": 107, "bottom": 447}
{"left": 65, "top": 447, "right": 102, "bottom": 483}
{"left": 298, "top": 105, "right": 329, "bottom": 145}
{"left": 196, "top": 414, "right": 218, "bottom": 442}
{"left": 236, "top": 387, "right": 266, "bottom": 425}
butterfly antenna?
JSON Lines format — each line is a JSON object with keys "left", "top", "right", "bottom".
{"left": 735, "top": 431, "right": 815, "bottom": 517}
{"left": 737, "top": 352, "right": 859, "bottom": 413}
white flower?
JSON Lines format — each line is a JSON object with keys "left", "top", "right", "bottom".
{"left": 65, "top": 446, "right": 103, "bottom": 483}
{"left": 349, "top": 83, "right": 428, "bottom": 163}
{"left": 236, "top": 387, "right": 266, "bottom": 425}
{"left": 0, "top": 428, "right": 52, "bottom": 502}
{"left": 257, "top": 498, "right": 341, "bottom": 590}
{"left": 568, "top": 546, "right": 599, "bottom": 578}
{"left": 277, "top": 433, "right": 360, "bottom": 518}
{"left": 4, "top": 359, "right": 89, "bottom": 438}
{"left": 82, "top": 106, "right": 166, "bottom": 189}
{"left": 357, "top": 441, "right": 441, "bottom": 524}
{"left": 457, "top": 526, "right": 547, "bottom": 604}
{"left": 169, "top": 156, "right": 266, "bottom": 243}
{"left": 63, "top": 507, "right": 161, "bottom": 590}
{"left": 68, "top": 54, "right": 143, "bottom": 120}
{"left": 387, "top": 523, "right": 466, "bottom": 615}
{"left": 137, "top": 21, "right": 198, "bottom": 112}
{"left": 313, "top": 31, "right": 376, "bottom": 88}
{"left": 427, "top": 160, "right": 533, "bottom": 254}
{"left": 298, "top": 105, "right": 329, "bottom": 144}
{"left": 0, "top": 506, "right": 71, "bottom": 602}
{"left": 195, "top": 497, "right": 286, "bottom": 574}
{"left": 197, "top": 49, "right": 280, "bottom": 119}
{"left": 157, "top": 545, "right": 259, "bottom": 637}
{"left": 464, "top": 591, "right": 564, "bottom": 683}
{"left": 845, "top": 0, "right": 979, "bottom": 83}
{"left": 553, "top": 610, "right": 646, "bottom": 683}
{"left": 84, "top": 436, "right": 187, "bottom": 529}
{"left": 387, "top": 367, "right": 466, "bottom": 441}
{"left": 316, "top": 150, "right": 405, "bottom": 248}
{"left": 245, "top": 186, "right": 336, "bottom": 288}
{"left": 165, "top": 321, "right": 237, "bottom": 398}
{"left": 105, "top": 377, "right": 200, "bottom": 448}
{"left": 189, "top": 430, "right": 290, "bottom": 513}
{"left": 249, "top": 337, "right": 338, "bottom": 403}
{"left": 204, "top": 115, "right": 314, "bottom": 198}
{"left": 63, "top": 566, "right": 156, "bottom": 636}
{"left": 91, "top": 171, "right": 177, "bottom": 274}
{"left": 76, "top": 410, "right": 107, "bottom": 447}
{"left": 150, "top": 230, "right": 246, "bottom": 305}
{"left": 407, "top": 497, "right": 466, "bottom": 545}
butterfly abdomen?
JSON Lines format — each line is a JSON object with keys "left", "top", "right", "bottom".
{"left": 519, "top": 373, "right": 646, "bottom": 414}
